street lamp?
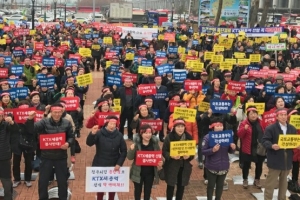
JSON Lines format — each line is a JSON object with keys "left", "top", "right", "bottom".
{"left": 31, "top": 0, "right": 35, "bottom": 30}
{"left": 54, "top": 0, "right": 57, "bottom": 22}
{"left": 171, "top": 1, "right": 174, "bottom": 22}
{"left": 272, "top": 4, "right": 276, "bottom": 26}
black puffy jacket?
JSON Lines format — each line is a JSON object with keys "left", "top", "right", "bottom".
{"left": 86, "top": 127, "right": 127, "bottom": 167}
{"left": 25, "top": 117, "right": 74, "bottom": 160}
{"left": 0, "top": 120, "right": 18, "bottom": 160}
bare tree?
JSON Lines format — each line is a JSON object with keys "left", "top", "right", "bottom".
{"left": 214, "top": 0, "right": 223, "bottom": 26}
{"left": 260, "top": 0, "right": 271, "bottom": 27}
{"left": 249, "top": 0, "right": 259, "bottom": 27}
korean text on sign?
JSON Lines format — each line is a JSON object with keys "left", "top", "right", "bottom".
{"left": 278, "top": 134, "right": 300, "bottom": 149}
{"left": 170, "top": 140, "right": 196, "bottom": 157}
{"left": 173, "top": 107, "right": 197, "bottom": 122}
{"left": 135, "top": 151, "right": 162, "bottom": 166}
{"left": 76, "top": 73, "right": 93, "bottom": 86}
{"left": 210, "top": 100, "right": 233, "bottom": 114}
{"left": 290, "top": 115, "right": 300, "bottom": 129}
{"left": 208, "top": 130, "right": 233, "bottom": 147}
{"left": 39, "top": 133, "right": 66, "bottom": 149}
{"left": 85, "top": 167, "right": 130, "bottom": 192}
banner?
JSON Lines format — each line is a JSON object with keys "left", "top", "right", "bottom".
{"left": 156, "top": 64, "right": 173, "bottom": 75}
{"left": 278, "top": 135, "right": 300, "bottom": 149}
{"left": 39, "top": 132, "right": 66, "bottom": 149}
{"left": 274, "top": 93, "right": 296, "bottom": 103}
{"left": 170, "top": 140, "right": 196, "bottom": 157}
{"left": 264, "top": 84, "right": 278, "bottom": 94}
{"left": 138, "top": 84, "right": 156, "bottom": 96}
{"left": 173, "top": 107, "right": 197, "bottom": 122}
{"left": 262, "top": 110, "right": 276, "bottom": 128}
{"left": 85, "top": 167, "right": 130, "bottom": 192}
{"left": 210, "top": 100, "right": 233, "bottom": 114}
{"left": 135, "top": 151, "right": 162, "bottom": 166}
{"left": 140, "top": 120, "right": 163, "bottom": 131}
{"left": 120, "top": 27, "right": 158, "bottom": 40}
{"left": 141, "top": 60, "right": 152, "bottom": 66}
{"left": 65, "top": 59, "right": 78, "bottom": 66}
{"left": 209, "top": 130, "right": 233, "bottom": 147}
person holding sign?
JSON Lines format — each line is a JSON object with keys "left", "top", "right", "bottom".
{"left": 162, "top": 118, "right": 194, "bottom": 200}
{"left": 127, "top": 124, "right": 162, "bottom": 200}
{"left": 25, "top": 103, "right": 74, "bottom": 200}
{"left": 86, "top": 115, "right": 127, "bottom": 200}
{"left": 131, "top": 104, "right": 155, "bottom": 136}
{"left": 202, "top": 118, "right": 236, "bottom": 200}
{"left": 237, "top": 106, "right": 265, "bottom": 189}
{"left": 262, "top": 108, "right": 298, "bottom": 200}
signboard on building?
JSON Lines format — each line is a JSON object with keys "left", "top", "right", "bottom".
{"left": 109, "top": 3, "right": 133, "bottom": 19}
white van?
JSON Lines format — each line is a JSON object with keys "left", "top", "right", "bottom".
{"left": 296, "top": 17, "right": 300, "bottom": 25}
{"left": 88, "top": 13, "right": 105, "bottom": 22}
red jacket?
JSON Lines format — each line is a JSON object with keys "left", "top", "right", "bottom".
{"left": 293, "top": 130, "right": 300, "bottom": 162}
{"left": 237, "top": 118, "right": 265, "bottom": 155}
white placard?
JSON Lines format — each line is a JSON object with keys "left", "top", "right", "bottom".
{"left": 85, "top": 167, "right": 129, "bottom": 193}
{"left": 120, "top": 27, "right": 158, "bottom": 40}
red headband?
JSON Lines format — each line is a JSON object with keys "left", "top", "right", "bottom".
{"left": 145, "top": 98, "right": 153, "bottom": 102}
{"left": 19, "top": 104, "right": 29, "bottom": 109}
{"left": 139, "top": 104, "right": 147, "bottom": 110}
{"left": 98, "top": 101, "right": 108, "bottom": 107}
{"left": 51, "top": 106, "right": 63, "bottom": 111}
{"left": 1, "top": 92, "right": 10, "bottom": 97}
{"left": 211, "top": 79, "right": 219, "bottom": 83}
{"left": 65, "top": 89, "right": 74, "bottom": 94}
{"left": 277, "top": 110, "right": 287, "bottom": 115}
{"left": 288, "top": 110, "right": 298, "bottom": 117}
{"left": 124, "top": 78, "right": 132, "bottom": 82}
{"left": 209, "top": 122, "right": 223, "bottom": 129}
{"left": 102, "top": 88, "right": 110, "bottom": 93}
{"left": 141, "top": 128, "right": 152, "bottom": 134}
{"left": 173, "top": 120, "right": 185, "bottom": 126}
{"left": 0, "top": 81, "right": 8, "bottom": 85}
{"left": 105, "top": 119, "right": 117, "bottom": 123}
{"left": 246, "top": 108, "right": 257, "bottom": 112}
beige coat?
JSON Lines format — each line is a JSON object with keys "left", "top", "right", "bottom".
{"left": 47, "top": 113, "right": 75, "bottom": 168}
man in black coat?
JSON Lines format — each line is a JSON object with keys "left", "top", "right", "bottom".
{"left": 0, "top": 109, "right": 16, "bottom": 200}
{"left": 26, "top": 103, "right": 74, "bottom": 200}
{"left": 262, "top": 108, "right": 297, "bottom": 200}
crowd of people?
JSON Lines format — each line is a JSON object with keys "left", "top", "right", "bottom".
{"left": 0, "top": 19, "right": 300, "bottom": 200}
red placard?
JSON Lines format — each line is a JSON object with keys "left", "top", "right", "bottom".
{"left": 55, "top": 58, "right": 64, "bottom": 67}
{"left": 105, "top": 52, "right": 117, "bottom": 60}
{"left": 60, "top": 97, "right": 79, "bottom": 111}
{"left": 135, "top": 151, "right": 162, "bottom": 166}
{"left": 248, "top": 70, "right": 269, "bottom": 78}
{"left": 155, "top": 57, "right": 167, "bottom": 66}
{"left": 140, "top": 120, "right": 163, "bottom": 131}
{"left": 185, "top": 56, "right": 197, "bottom": 61}
{"left": 138, "top": 84, "right": 157, "bottom": 96}
{"left": 98, "top": 112, "right": 120, "bottom": 126}
{"left": 138, "top": 50, "right": 146, "bottom": 57}
{"left": 86, "top": 40, "right": 92, "bottom": 47}
{"left": 35, "top": 110, "right": 44, "bottom": 122}
{"left": 184, "top": 80, "right": 202, "bottom": 91}
{"left": 39, "top": 132, "right": 66, "bottom": 149}
{"left": 121, "top": 73, "right": 137, "bottom": 83}
{"left": 34, "top": 42, "right": 44, "bottom": 50}
{"left": 74, "top": 38, "right": 81, "bottom": 45}
{"left": 32, "top": 55, "right": 42, "bottom": 63}
{"left": 14, "top": 107, "right": 36, "bottom": 124}
{"left": 262, "top": 110, "right": 276, "bottom": 128}
{"left": 163, "top": 33, "right": 175, "bottom": 41}
{"left": 227, "top": 81, "right": 246, "bottom": 92}
{"left": 3, "top": 108, "right": 14, "bottom": 116}
{"left": 169, "top": 100, "right": 180, "bottom": 112}
{"left": 275, "top": 73, "right": 296, "bottom": 81}
{"left": 69, "top": 54, "right": 81, "bottom": 63}
{"left": 0, "top": 68, "right": 8, "bottom": 78}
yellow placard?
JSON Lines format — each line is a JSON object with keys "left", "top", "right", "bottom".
{"left": 0, "top": 39, "right": 6, "bottom": 45}
{"left": 125, "top": 53, "right": 134, "bottom": 60}
{"left": 188, "top": 50, "right": 198, "bottom": 56}
{"left": 271, "top": 36, "right": 279, "bottom": 44}
{"left": 0, "top": 24, "right": 3, "bottom": 29}
{"left": 178, "top": 47, "right": 186, "bottom": 54}
{"left": 238, "top": 59, "right": 250, "bottom": 66}
{"left": 245, "top": 103, "right": 265, "bottom": 115}
{"left": 249, "top": 54, "right": 261, "bottom": 63}
{"left": 60, "top": 41, "right": 69, "bottom": 46}
{"left": 173, "top": 107, "right": 197, "bottom": 122}
{"left": 143, "top": 25, "right": 148, "bottom": 28}
{"left": 138, "top": 66, "right": 153, "bottom": 75}
{"left": 204, "top": 52, "right": 214, "bottom": 60}
{"left": 91, "top": 44, "right": 101, "bottom": 50}
{"left": 191, "top": 61, "right": 204, "bottom": 72}
{"left": 106, "top": 61, "right": 112, "bottom": 68}
{"left": 289, "top": 115, "right": 300, "bottom": 129}
{"left": 228, "top": 34, "right": 235, "bottom": 39}
{"left": 186, "top": 59, "right": 194, "bottom": 68}
{"left": 170, "top": 140, "right": 196, "bottom": 156}
{"left": 158, "top": 34, "right": 164, "bottom": 40}
{"left": 153, "top": 25, "right": 158, "bottom": 28}
{"left": 214, "top": 45, "right": 224, "bottom": 52}
{"left": 103, "top": 37, "right": 113, "bottom": 44}
{"left": 280, "top": 34, "right": 287, "bottom": 39}
{"left": 234, "top": 52, "right": 245, "bottom": 59}
{"left": 79, "top": 48, "right": 92, "bottom": 57}
{"left": 180, "top": 35, "right": 188, "bottom": 41}
{"left": 278, "top": 134, "right": 300, "bottom": 149}
{"left": 76, "top": 73, "right": 93, "bottom": 86}
{"left": 239, "top": 31, "right": 245, "bottom": 36}
{"left": 180, "top": 54, "right": 187, "bottom": 62}
{"left": 219, "top": 62, "right": 233, "bottom": 71}
{"left": 211, "top": 55, "right": 224, "bottom": 64}
{"left": 290, "top": 38, "right": 297, "bottom": 43}
{"left": 198, "top": 102, "right": 210, "bottom": 112}
{"left": 225, "top": 58, "right": 236, "bottom": 65}
{"left": 29, "top": 30, "right": 36, "bottom": 35}
{"left": 111, "top": 106, "right": 122, "bottom": 113}
{"left": 113, "top": 98, "right": 121, "bottom": 106}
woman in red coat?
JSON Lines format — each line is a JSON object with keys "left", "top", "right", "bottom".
{"left": 237, "top": 106, "right": 265, "bottom": 189}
